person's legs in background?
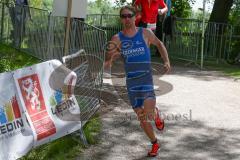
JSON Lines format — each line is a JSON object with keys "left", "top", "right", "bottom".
{"left": 155, "top": 14, "right": 165, "bottom": 57}
{"left": 9, "top": 4, "right": 27, "bottom": 48}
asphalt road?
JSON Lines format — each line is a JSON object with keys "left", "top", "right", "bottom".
{"left": 78, "top": 66, "right": 240, "bottom": 160}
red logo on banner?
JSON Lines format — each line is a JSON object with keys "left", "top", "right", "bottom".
{"left": 18, "top": 74, "right": 56, "bottom": 141}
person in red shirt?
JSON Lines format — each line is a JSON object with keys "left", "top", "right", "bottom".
{"left": 134, "top": 0, "right": 168, "bottom": 30}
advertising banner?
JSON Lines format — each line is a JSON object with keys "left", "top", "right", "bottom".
{"left": 13, "top": 60, "right": 81, "bottom": 147}
{"left": 0, "top": 72, "right": 34, "bottom": 160}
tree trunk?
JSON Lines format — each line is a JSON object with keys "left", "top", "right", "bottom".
{"left": 209, "top": 0, "right": 233, "bottom": 23}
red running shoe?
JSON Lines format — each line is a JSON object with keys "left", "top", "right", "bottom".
{"left": 148, "top": 142, "right": 160, "bottom": 157}
{"left": 155, "top": 107, "right": 164, "bottom": 131}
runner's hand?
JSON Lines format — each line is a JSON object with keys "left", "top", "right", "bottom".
{"left": 158, "top": 9, "right": 163, "bottom": 15}
{"left": 163, "top": 62, "right": 171, "bottom": 74}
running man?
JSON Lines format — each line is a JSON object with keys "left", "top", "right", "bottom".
{"left": 104, "top": 6, "right": 171, "bottom": 157}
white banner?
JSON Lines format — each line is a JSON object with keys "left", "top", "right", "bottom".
{"left": 0, "top": 72, "right": 34, "bottom": 160}
{"left": 0, "top": 60, "right": 82, "bottom": 159}
{"left": 52, "top": 0, "right": 87, "bottom": 18}
{"left": 13, "top": 60, "right": 82, "bottom": 147}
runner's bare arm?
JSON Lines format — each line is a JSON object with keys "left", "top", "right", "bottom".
{"left": 143, "top": 28, "right": 171, "bottom": 73}
{"left": 158, "top": 1, "right": 168, "bottom": 15}
{"left": 104, "top": 34, "right": 121, "bottom": 69}
{"left": 158, "top": 6, "right": 168, "bottom": 15}
{"left": 133, "top": 0, "right": 142, "bottom": 12}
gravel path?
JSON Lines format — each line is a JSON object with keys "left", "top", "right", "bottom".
{"left": 77, "top": 66, "right": 240, "bottom": 160}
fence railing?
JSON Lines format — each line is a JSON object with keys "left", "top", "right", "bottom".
{"left": 86, "top": 14, "right": 240, "bottom": 65}
{"left": 167, "top": 18, "right": 233, "bottom": 62}
{"left": 86, "top": 14, "right": 122, "bottom": 41}
{"left": 0, "top": 3, "right": 106, "bottom": 127}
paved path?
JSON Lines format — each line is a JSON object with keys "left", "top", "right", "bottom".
{"left": 78, "top": 66, "right": 240, "bottom": 160}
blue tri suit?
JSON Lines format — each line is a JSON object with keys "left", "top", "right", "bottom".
{"left": 118, "top": 27, "right": 155, "bottom": 108}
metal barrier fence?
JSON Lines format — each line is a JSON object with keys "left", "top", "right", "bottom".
{"left": 229, "top": 25, "right": 240, "bottom": 63}
{"left": 0, "top": 3, "right": 106, "bottom": 127}
{"left": 86, "top": 14, "right": 122, "bottom": 41}
{"left": 165, "top": 18, "right": 201, "bottom": 62}
{"left": 166, "top": 18, "right": 233, "bottom": 63}
{"left": 87, "top": 14, "right": 240, "bottom": 66}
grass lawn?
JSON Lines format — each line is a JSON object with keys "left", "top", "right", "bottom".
{"left": 0, "top": 44, "right": 40, "bottom": 72}
{"left": 20, "top": 116, "right": 101, "bottom": 160}
{"left": 204, "top": 60, "right": 240, "bottom": 78}
{"left": 0, "top": 43, "right": 102, "bottom": 160}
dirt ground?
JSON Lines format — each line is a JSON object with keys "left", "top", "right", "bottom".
{"left": 77, "top": 65, "right": 240, "bottom": 160}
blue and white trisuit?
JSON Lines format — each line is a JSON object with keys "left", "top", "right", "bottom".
{"left": 118, "top": 27, "right": 155, "bottom": 108}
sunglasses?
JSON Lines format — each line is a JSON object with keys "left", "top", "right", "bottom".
{"left": 120, "top": 14, "right": 135, "bottom": 19}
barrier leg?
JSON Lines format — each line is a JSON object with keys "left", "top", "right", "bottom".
{"left": 79, "top": 128, "right": 89, "bottom": 147}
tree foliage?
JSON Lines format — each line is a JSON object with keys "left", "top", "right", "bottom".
{"left": 229, "top": 0, "right": 240, "bottom": 25}
{"left": 27, "top": 0, "right": 53, "bottom": 10}
{"left": 171, "top": 0, "right": 193, "bottom": 18}
{"left": 114, "top": 0, "right": 131, "bottom": 7}
{"left": 88, "top": 0, "right": 117, "bottom": 14}
{"left": 29, "top": 0, "right": 42, "bottom": 8}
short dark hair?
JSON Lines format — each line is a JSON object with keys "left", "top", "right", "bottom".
{"left": 119, "top": 5, "right": 136, "bottom": 16}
